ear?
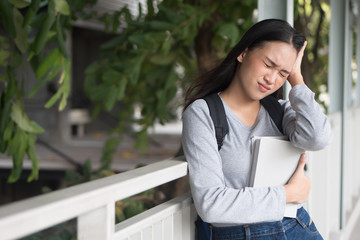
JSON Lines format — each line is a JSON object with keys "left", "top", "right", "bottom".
{"left": 237, "top": 48, "right": 248, "bottom": 63}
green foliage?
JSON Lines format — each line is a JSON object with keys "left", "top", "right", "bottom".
{"left": 84, "top": 0, "right": 257, "bottom": 152}
{"left": 295, "top": 0, "right": 330, "bottom": 111}
{"left": 20, "top": 219, "right": 76, "bottom": 240}
{"left": 0, "top": 0, "right": 330, "bottom": 183}
{"left": 0, "top": 0, "right": 75, "bottom": 182}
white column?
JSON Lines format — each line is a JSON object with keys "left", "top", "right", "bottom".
{"left": 329, "top": 0, "right": 351, "bottom": 235}
{"left": 328, "top": 0, "right": 347, "bottom": 113}
{"left": 258, "top": 0, "right": 293, "bottom": 24}
{"left": 357, "top": 0, "right": 360, "bottom": 106}
{"left": 258, "top": 0, "right": 294, "bottom": 98}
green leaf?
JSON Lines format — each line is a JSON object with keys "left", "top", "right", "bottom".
{"left": 3, "top": 120, "right": 14, "bottom": 141}
{"left": 44, "top": 59, "right": 70, "bottom": 110}
{"left": 56, "top": 14, "right": 69, "bottom": 58}
{"left": 111, "top": 11, "right": 121, "bottom": 33}
{"left": 58, "top": 59, "right": 71, "bottom": 110}
{"left": 45, "top": 88, "right": 63, "bottom": 109}
{"left": 105, "top": 87, "right": 117, "bottom": 111}
{"left": 5, "top": 67, "right": 17, "bottom": 102}
{"left": 0, "top": 35, "right": 9, "bottom": 49}
{"left": 23, "top": 0, "right": 41, "bottom": 27}
{"left": 13, "top": 7, "right": 28, "bottom": 54}
{"left": 29, "top": 11, "right": 47, "bottom": 28}
{"left": 0, "top": 49, "right": 10, "bottom": 66}
{"left": 0, "top": 1, "right": 16, "bottom": 38}
{"left": 26, "top": 134, "right": 39, "bottom": 182}
{"left": 0, "top": 101, "right": 12, "bottom": 134}
{"left": 126, "top": 56, "right": 144, "bottom": 85}
{"left": 32, "top": 11, "right": 56, "bottom": 55}
{"left": 157, "top": 4, "right": 186, "bottom": 24}
{"left": 146, "top": 0, "right": 155, "bottom": 19}
{"left": 10, "top": 102, "right": 44, "bottom": 133}
{"left": 117, "top": 77, "right": 127, "bottom": 100}
{"left": 35, "top": 48, "right": 62, "bottom": 79}
{"left": 59, "top": 91, "right": 67, "bottom": 110}
{"left": 29, "top": 121, "right": 44, "bottom": 134}
{"left": 214, "top": 22, "right": 240, "bottom": 47}
{"left": 102, "top": 68, "right": 123, "bottom": 84}
{"left": 88, "top": 85, "right": 111, "bottom": 102}
{"left": 150, "top": 53, "right": 175, "bottom": 65}
{"left": 10, "top": 0, "right": 30, "bottom": 8}
{"left": 100, "top": 137, "right": 120, "bottom": 169}
{"left": 55, "top": 0, "right": 70, "bottom": 15}
{"left": 149, "top": 21, "right": 175, "bottom": 31}
{"left": 29, "top": 63, "right": 62, "bottom": 97}
{"left": 7, "top": 128, "right": 27, "bottom": 183}
{"left": 101, "top": 34, "right": 127, "bottom": 51}
{"left": 11, "top": 46, "right": 22, "bottom": 67}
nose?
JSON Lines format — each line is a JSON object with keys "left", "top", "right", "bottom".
{"left": 264, "top": 70, "right": 277, "bottom": 84}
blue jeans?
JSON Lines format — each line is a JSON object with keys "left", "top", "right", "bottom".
{"left": 211, "top": 207, "right": 323, "bottom": 240}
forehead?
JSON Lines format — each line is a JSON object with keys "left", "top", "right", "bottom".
{"left": 253, "top": 41, "right": 297, "bottom": 69}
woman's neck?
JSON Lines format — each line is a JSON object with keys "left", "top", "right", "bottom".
{"left": 219, "top": 80, "right": 261, "bottom": 127}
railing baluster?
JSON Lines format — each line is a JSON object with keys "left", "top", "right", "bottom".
{"left": 173, "top": 211, "right": 182, "bottom": 240}
{"left": 163, "top": 215, "right": 173, "bottom": 240}
{"left": 78, "top": 203, "right": 115, "bottom": 239}
{"left": 143, "top": 226, "right": 152, "bottom": 240}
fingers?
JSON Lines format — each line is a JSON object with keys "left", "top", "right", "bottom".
{"left": 299, "top": 152, "right": 307, "bottom": 163}
{"left": 297, "top": 153, "right": 307, "bottom": 169}
{"left": 296, "top": 41, "right": 307, "bottom": 64}
{"left": 297, "top": 41, "right": 307, "bottom": 60}
{"left": 287, "top": 41, "right": 307, "bottom": 87}
{"left": 301, "top": 41, "right": 307, "bottom": 54}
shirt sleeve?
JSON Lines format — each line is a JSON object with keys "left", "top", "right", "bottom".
{"left": 182, "top": 100, "right": 286, "bottom": 225}
{"left": 281, "top": 84, "right": 333, "bottom": 150}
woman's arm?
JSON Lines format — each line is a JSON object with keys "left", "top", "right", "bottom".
{"left": 282, "top": 84, "right": 332, "bottom": 150}
{"left": 182, "top": 100, "right": 287, "bottom": 225}
{"left": 282, "top": 41, "right": 332, "bottom": 150}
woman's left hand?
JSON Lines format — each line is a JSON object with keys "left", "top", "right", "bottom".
{"left": 287, "top": 41, "right": 307, "bottom": 87}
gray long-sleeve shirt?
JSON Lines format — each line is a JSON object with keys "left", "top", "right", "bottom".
{"left": 181, "top": 84, "right": 332, "bottom": 226}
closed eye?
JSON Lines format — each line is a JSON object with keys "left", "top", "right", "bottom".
{"left": 264, "top": 62, "right": 271, "bottom": 68}
{"left": 279, "top": 72, "right": 286, "bottom": 78}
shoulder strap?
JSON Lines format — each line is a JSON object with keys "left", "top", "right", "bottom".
{"left": 203, "top": 93, "right": 284, "bottom": 151}
{"left": 203, "top": 93, "right": 229, "bottom": 151}
{"left": 260, "top": 95, "right": 284, "bottom": 134}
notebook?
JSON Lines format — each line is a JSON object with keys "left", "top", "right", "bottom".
{"left": 249, "top": 136, "right": 305, "bottom": 218}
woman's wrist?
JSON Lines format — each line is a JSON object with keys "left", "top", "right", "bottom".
{"left": 284, "top": 184, "right": 295, "bottom": 204}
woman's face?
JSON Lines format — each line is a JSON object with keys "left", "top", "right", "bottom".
{"left": 236, "top": 41, "right": 298, "bottom": 101}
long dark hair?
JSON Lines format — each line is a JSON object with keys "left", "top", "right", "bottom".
{"left": 184, "top": 19, "right": 306, "bottom": 110}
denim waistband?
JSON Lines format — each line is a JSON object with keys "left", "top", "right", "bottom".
{"left": 212, "top": 207, "right": 309, "bottom": 239}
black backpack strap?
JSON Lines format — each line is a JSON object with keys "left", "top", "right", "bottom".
{"left": 260, "top": 95, "right": 284, "bottom": 134}
{"left": 203, "top": 93, "right": 229, "bottom": 151}
{"left": 198, "top": 94, "right": 284, "bottom": 238}
{"left": 203, "top": 93, "right": 283, "bottom": 150}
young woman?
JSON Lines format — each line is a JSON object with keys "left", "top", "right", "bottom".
{"left": 182, "top": 19, "right": 332, "bottom": 239}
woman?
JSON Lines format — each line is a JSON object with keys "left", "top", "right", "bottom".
{"left": 181, "top": 19, "right": 332, "bottom": 239}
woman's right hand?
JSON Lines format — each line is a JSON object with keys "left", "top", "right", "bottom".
{"left": 284, "top": 153, "right": 311, "bottom": 204}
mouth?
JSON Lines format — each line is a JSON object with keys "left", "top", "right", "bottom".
{"left": 258, "top": 82, "right": 271, "bottom": 93}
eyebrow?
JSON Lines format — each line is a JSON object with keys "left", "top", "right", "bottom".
{"left": 265, "top": 57, "right": 290, "bottom": 74}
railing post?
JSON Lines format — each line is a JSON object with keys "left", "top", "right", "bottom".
{"left": 78, "top": 203, "right": 115, "bottom": 240}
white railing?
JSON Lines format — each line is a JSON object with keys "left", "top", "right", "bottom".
{"left": 0, "top": 158, "right": 195, "bottom": 240}
{"left": 0, "top": 107, "right": 360, "bottom": 240}
{"left": 307, "top": 106, "right": 360, "bottom": 240}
